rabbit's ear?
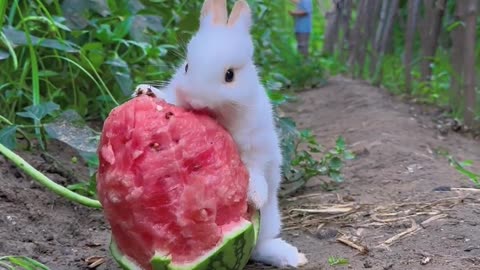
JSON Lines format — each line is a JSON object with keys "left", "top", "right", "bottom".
{"left": 227, "top": 0, "right": 252, "bottom": 31}
{"left": 200, "top": 0, "right": 228, "bottom": 26}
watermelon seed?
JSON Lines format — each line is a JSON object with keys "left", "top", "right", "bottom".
{"left": 150, "top": 142, "right": 161, "bottom": 151}
{"left": 192, "top": 164, "right": 201, "bottom": 171}
{"left": 165, "top": 112, "right": 174, "bottom": 119}
{"left": 195, "top": 208, "right": 213, "bottom": 221}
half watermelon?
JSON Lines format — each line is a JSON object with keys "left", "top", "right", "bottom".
{"left": 97, "top": 95, "right": 259, "bottom": 270}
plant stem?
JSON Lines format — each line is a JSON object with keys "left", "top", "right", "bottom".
{"left": 0, "top": 143, "right": 102, "bottom": 209}
{"left": 0, "top": 114, "right": 13, "bottom": 125}
{"left": 17, "top": 5, "right": 43, "bottom": 148}
{"left": 0, "top": 0, "right": 6, "bottom": 27}
{"left": 0, "top": 261, "right": 12, "bottom": 270}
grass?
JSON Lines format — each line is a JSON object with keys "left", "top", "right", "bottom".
{"left": 433, "top": 147, "right": 480, "bottom": 188}
{"left": 0, "top": 255, "right": 50, "bottom": 270}
{"left": 446, "top": 155, "right": 480, "bottom": 188}
{"left": 327, "top": 256, "right": 349, "bottom": 267}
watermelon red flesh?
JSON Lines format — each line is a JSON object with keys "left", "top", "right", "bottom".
{"left": 97, "top": 95, "right": 250, "bottom": 269}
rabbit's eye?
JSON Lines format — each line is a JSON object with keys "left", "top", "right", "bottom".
{"left": 225, "top": 69, "right": 234, "bottom": 83}
{"left": 184, "top": 63, "right": 189, "bottom": 73}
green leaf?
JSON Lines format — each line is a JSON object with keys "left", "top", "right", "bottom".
{"left": 0, "top": 49, "right": 9, "bottom": 60}
{"left": 21, "top": 257, "right": 50, "bottom": 269}
{"left": 38, "top": 70, "right": 59, "bottom": 78}
{"left": 80, "top": 42, "right": 105, "bottom": 70}
{"left": 336, "top": 136, "right": 345, "bottom": 149}
{"left": 328, "top": 171, "right": 344, "bottom": 182}
{"left": 7, "top": 257, "right": 34, "bottom": 270}
{"left": 328, "top": 157, "right": 343, "bottom": 170}
{"left": 0, "top": 125, "right": 17, "bottom": 150}
{"left": 95, "top": 24, "right": 114, "bottom": 43}
{"left": 278, "top": 117, "right": 298, "bottom": 136}
{"left": 459, "top": 160, "right": 473, "bottom": 167}
{"left": 113, "top": 16, "right": 134, "bottom": 39}
{"left": 81, "top": 151, "right": 100, "bottom": 169}
{"left": 129, "top": 14, "right": 164, "bottom": 42}
{"left": 318, "top": 166, "right": 328, "bottom": 173}
{"left": 22, "top": 256, "right": 50, "bottom": 270}
{"left": 0, "top": 256, "right": 49, "bottom": 270}
{"left": 343, "top": 150, "right": 355, "bottom": 160}
{"left": 328, "top": 256, "right": 349, "bottom": 266}
{"left": 51, "top": 16, "right": 72, "bottom": 32}
{"left": 105, "top": 54, "right": 128, "bottom": 68}
{"left": 446, "top": 21, "right": 464, "bottom": 32}
{"left": 329, "top": 149, "right": 339, "bottom": 155}
{"left": 267, "top": 80, "right": 284, "bottom": 91}
{"left": 44, "top": 110, "right": 100, "bottom": 156}
{"left": 17, "top": 102, "right": 60, "bottom": 122}
{"left": 106, "top": 54, "right": 132, "bottom": 96}
{"left": 268, "top": 90, "right": 288, "bottom": 105}
{"left": 2, "top": 26, "right": 79, "bottom": 52}
{"left": 80, "top": 151, "right": 100, "bottom": 177}
{"left": 67, "top": 182, "right": 95, "bottom": 197}
{"left": 60, "top": 0, "right": 91, "bottom": 29}
{"left": 455, "top": 166, "right": 479, "bottom": 185}
{"left": 299, "top": 129, "right": 312, "bottom": 139}
{"left": 448, "top": 156, "right": 480, "bottom": 186}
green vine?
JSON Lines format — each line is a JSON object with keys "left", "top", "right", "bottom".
{"left": 0, "top": 143, "right": 102, "bottom": 209}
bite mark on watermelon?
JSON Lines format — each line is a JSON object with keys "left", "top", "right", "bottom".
{"left": 97, "top": 95, "right": 259, "bottom": 270}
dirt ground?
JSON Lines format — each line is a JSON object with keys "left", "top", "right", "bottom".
{"left": 1, "top": 76, "right": 480, "bottom": 270}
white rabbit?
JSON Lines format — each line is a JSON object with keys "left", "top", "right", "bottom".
{"left": 134, "top": 0, "right": 307, "bottom": 268}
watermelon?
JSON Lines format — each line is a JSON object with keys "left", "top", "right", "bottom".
{"left": 97, "top": 95, "right": 260, "bottom": 270}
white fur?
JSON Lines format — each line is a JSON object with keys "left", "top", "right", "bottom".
{"left": 134, "top": 0, "right": 307, "bottom": 268}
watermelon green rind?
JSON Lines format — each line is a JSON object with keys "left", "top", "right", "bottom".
{"left": 110, "top": 238, "right": 144, "bottom": 270}
{"left": 150, "top": 252, "right": 172, "bottom": 270}
{"left": 110, "top": 211, "right": 260, "bottom": 270}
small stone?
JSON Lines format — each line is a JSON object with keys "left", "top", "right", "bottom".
{"left": 61, "top": 247, "right": 72, "bottom": 255}
{"left": 420, "top": 257, "right": 431, "bottom": 265}
{"left": 315, "top": 228, "right": 338, "bottom": 240}
{"left": 383, "top": 263, "right": 393, "bottom": 270}
{"left": 464, "top": 246, "right": 478, "bottom": 252}
{"left": 363, "top": 260, "right": 372, "bottom": 268}
{"left": 432, "top": 186, "right": 451, "bottom": 192}
{"left": 45, "top": 234, "right": 54, "bottom": 241}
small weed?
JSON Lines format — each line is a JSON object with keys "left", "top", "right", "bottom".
{"left": 278, "top": 108, "right": 355, "bottom": 195}
{"left": 0, "top": 255, "right": 50, "bottom": 270}
{"left": 328, "top": 256, "right": 349, "bottom": 266}
{"left": 434, "top": 148, "right": 480, "bottom": 188}
{"left": 447, "top": 156, "right": 480, "bottom": 187}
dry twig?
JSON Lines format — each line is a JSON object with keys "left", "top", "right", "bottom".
{"left": 380, "top": 219, "right": 420, "bottom": 247}
{"left": 337, "top": 235, "right": 369, "bottom": 254}
{"left": 451, "top": 187, "right": 480, "bottom": 193}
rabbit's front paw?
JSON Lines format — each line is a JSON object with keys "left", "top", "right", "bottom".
{"left": 133, "top": 84, "right": 158, "bottom": 98}
{"left": 252, "top": 238, "right": 308, "bottom": 268}
{"left": 247, "top": 172, "right": 268, "bottom": 209}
